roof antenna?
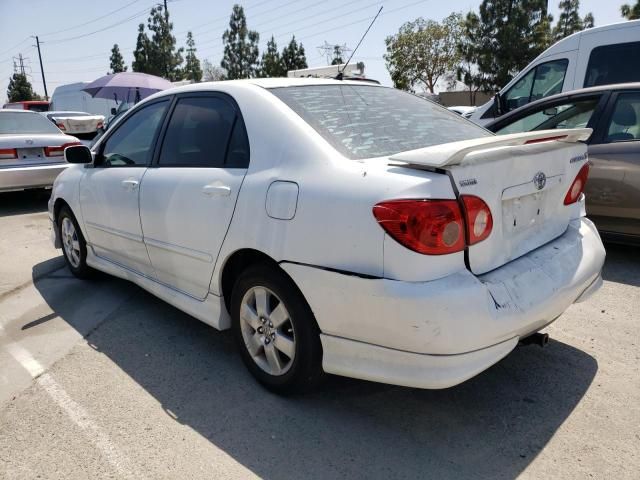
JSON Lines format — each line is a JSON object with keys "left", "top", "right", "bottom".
{"left": 336, "top": 6, "right": 383, "bottom": 80}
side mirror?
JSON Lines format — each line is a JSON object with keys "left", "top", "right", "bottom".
{"left": 110, "top": 107, "right": 117, "bottom": 115}
{"left": 543, "top": 107, "right": 558, "bottom": 116}
{"left": 494, "top": 92, "right": 504, "bottom": 117}
{"left": 64, "top": 145, "right": 93, "bottom": 164}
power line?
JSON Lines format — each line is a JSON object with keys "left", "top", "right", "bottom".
{"left": 39, "top": 0, "right": 143, "bottom": 38}
{"left": 0, "top": 37, "right": 32, "bottom": 57}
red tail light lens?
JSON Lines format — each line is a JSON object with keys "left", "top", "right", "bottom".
{"left": 44, "top": 142, "right": 82, "bottom": 157}
{"left": 0, "top": 148, "right": 18, "bottom": 160}
{"left": 461, "top": 195, "right": 493, "bottom": 245}
{"left": 564, "top": 163, "right": 590, "bottom": 205}
{"left": 56, "top": 123, "right": 66, "bottom": 131}
{"left": 96, "top": 121, "right": 104, "bottom": 129}
{"left": 372, "top": 199, "right": 465, "bottom": 255}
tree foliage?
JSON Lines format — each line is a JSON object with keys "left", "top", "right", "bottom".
{"left": 202, "top": 59, "right": 226, "bottom": 81}
{"left": 281, "top": 35, "right": 307, "bottom": 73}
{"left": 146, "top": 3, "right": 184, "bottom": 80}
{"left": 553, "top": 0, "right": 594, "bottom": 41}
{"left": 621, "top": 1, "right": 640, "bottom": 19}
{"left": 6, "top": 73, "right": 39, "bottom": 102}
{"left": 458, "top": 0, "right": 552, "bottom": 91}
{"left": 109, "top": 44, "right": 127, "bottom": 73}
{"left": 331, "top": 45, "right": 344, "bottom": 65}
{"left": 132, "top": 23, "right": 151, "bottom": 73}
{"left": 457, "top": 13, "right": 491, "bottom": 103}
{"left": 183, "top": 31, "right": 202, "bottom": 82}
{"left": 221, "top": 4, "right": 260, "bottom": 79}
{"left": 384, "top": 13, "right": 462, "bottom": 93}
{"left": 259, "top": 36, "right": 285, "bottom": 77}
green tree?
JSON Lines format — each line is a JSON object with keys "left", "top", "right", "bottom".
{"left": 552, "top": 0, "right": 594, "bottom": 40}
{"left": 259, "top": 36, "right": 285, "bottom": 77}
{"left": 331, "top": 45, "right": 344, "bottom": 65}
{"left": 183, "top": 32, "right": 202, "bottom": 82}
{"left": 457, "top": 12, "right": 491, "bottom": 104}
{"left": 146, "top": 2, "right": 184, "bottom": 80}
{"left": 132, "top": 23, "right": 151, "bottom": 73}
{"left": 109, "top": 44, "right": 127, "bottom": 73}
{"left": 281, "top": 36, "right": 307, "bottom": 73}
{"left": 621, "top": 1, "right": 640, "bottom": 19}
{"left": 461, "top": 0, "right": 552, "bottom": 91}
{"left": 385, "top": 13, "right": 462, "bottom": 93}
{"left": 221, "top": 4, "right": 260, "bottom": 79}
{"left": 6, "top": 73, "right": 39, "bottom": 102}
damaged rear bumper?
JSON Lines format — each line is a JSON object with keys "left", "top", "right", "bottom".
{"left": 282, "top": 217, "right": 605, "bottom": 389}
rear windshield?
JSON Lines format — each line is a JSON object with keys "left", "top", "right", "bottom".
{"left": 270, "top": 85, "right": 491, "bottom": 159}
{"left": 0, "top": 112, "right": 61, "bottom": 134}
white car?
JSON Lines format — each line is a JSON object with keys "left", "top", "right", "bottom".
{"left": 44, "top": 111, "right": 105, "bottom": 137}
{"left": 447, "top": 106, "right": 476, "bottom": 116}
{"left": 48, "top": 78, "right": 605, "bottom": 393}
{"left": 0, "top": 110, "right": 81, "bottom": 192}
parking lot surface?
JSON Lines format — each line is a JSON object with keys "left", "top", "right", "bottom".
{"left": 0, "top": 191, "right": 638, "bottom": 479}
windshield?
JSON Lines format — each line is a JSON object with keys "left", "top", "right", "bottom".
{"left": 0, "top": 112, "right": 62, "bottom": 134}
{"left": 270, "top": 85, "right": 491, "bottom": 160}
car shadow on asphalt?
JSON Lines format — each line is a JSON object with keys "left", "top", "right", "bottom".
{"left": 0, "top": 190, "right": 50, "bottom": 217}
{"left": 602, "top": 242, "right": 640, "bottom": 287}
{"left": 32, "top": 263, "right": 599, "bottom": 480}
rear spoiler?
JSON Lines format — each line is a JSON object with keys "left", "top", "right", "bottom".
{"left": 388, "top": 128, "right": 592, "bottom": 168}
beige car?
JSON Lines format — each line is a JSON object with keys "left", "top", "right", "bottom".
{"left": 486, "top": 83, "right": 640, "bottom": 244}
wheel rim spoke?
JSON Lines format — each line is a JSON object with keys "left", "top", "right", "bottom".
{"left": 273, "top": 332, "right": 295, "bottom": 359}
{"left": 246, "top": 332, "right": 263, "bottom": 357}
{"left": 254, "top": 287, "right": 269, "bottom": 318}
{"left": 264, "top": 344, "right": 283, "bottom": 375}
{"left": 240, "top": 303, "right": 261, "bottom": 330}
{"left": 269, "top": 302, "right": 289, "bottom": 328}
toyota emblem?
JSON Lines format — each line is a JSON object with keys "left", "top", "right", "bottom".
{"left": 533, "top": 171, "right": 546, "bottom": 190}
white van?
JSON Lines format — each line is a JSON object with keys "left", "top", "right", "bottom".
{"left": 50, "top": 82, "right": 118, "bottom": 119}
{"left": 469, "top": 20, "right": 640, "bottom": 126}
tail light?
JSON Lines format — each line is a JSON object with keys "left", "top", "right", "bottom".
{"left": 460, "top": 195, "right": 493, "bottom": 245}
{"left": 0, "top": 148, "right": 18, "bottom": 160}
{"left": 44, "top": 142, "right": 82, "bottom": 157}
{"left": 96, "top": 121, "right": 104, "bottom": 129}
{"left": 564, "top": 163, "right": 590, "bottom": 205}
{"left": 56, "top": 123, "right": 66, "bottom": 131}
{"left": 372, "top": 199, "right": 465, "bottom": 255}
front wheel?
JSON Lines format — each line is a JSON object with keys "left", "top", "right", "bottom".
{"left": 58, "top": 205, "right": 93, "bottom": 278}
{"left": 231, "top": 263, "right": 323, "bottom": 394}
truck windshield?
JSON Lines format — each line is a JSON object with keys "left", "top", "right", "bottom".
{"left": 270, "top": 84, "right": 491, "bottom": 160}
{"left": 0, "top": 112, "right": 62, "bottom": 134}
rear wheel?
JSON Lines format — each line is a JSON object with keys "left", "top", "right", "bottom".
{"left": 231, "top": 263, "right": 323, "bottom": 394}
{"left": 58, "top": 206, "right": 93, "bottom": 278}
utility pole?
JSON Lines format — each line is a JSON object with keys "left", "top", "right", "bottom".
{"left": 34, "top": 36, "right": 48, "bottom": 100}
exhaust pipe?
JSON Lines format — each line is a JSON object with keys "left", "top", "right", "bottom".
{"left": 519, "top": 332, "right": 549, "bottom": 348}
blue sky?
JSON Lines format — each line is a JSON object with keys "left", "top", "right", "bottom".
{"left": 0, "top": 0, "right": 630, "bottom": 101}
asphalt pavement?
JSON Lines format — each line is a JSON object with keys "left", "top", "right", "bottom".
{"left": 0, "top": 190, "right": 638, "bottom": 479}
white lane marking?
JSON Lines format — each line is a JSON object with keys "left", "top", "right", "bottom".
{"left": 1, "top": 325, "right": 141, "bottom": 480}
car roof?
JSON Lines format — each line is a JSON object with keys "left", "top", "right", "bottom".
{"left": 0, "top": 109, "right": 40, "bottom": 114}
{"left": 488, "top": 82, "right": 640, "bottom": 128}
{"left": 47, "top": 111, "right": 90, "bottom": 115}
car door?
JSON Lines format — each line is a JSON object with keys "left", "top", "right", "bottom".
{"left": 586, "top": 90, "right": 640, "bottom": 236}
{"left": 139, "top": 93, "right": 250, "bottom": 299}
{"left": 79, "top": 98, "right": 170, "bottom": 276}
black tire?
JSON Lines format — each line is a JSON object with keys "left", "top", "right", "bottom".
{"left": 231, "top": 262, "right": 324, "bottom": 394}
{"left": 57, "top": 205, "right": 93, "bottom": 279}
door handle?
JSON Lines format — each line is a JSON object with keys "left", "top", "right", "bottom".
{"left": 121, "top": 179, "right": 139, "bottom": 191}
{"left": 202, "top": 184, "right": 231, "bottom": 197}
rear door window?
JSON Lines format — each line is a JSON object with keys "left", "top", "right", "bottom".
{"left": 503, "top": 59, "right": 569, "bottom": 113}
{"left": 584, "top": 42, "right": 640, "bottom": 88}
{"left": 270, "top": 85, "right": 490, "bottom": 160}
{"left": 159, "top": 96, "right": 245, "bottom": 168}
{"left": 605, "top": 92, "right": 640, "bottom": 143}
{"left": 495, "top": 97, "right": 600, "bottom": 135}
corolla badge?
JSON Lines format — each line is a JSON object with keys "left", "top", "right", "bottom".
{"left": 533, "top": 171, "right": 547, "bottom": 190}
{"left": 25, "top": 139, "right": 34, "bottom": 145}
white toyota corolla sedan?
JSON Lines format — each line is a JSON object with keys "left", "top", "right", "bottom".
{"left": 48, "top": 78, "right": 605, "bottom": 393}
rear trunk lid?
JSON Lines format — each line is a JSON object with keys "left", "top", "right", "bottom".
{"left": 52, "top": 115, "right": 104, "bottom": 134}
{"left": 389, "top": 129, "right": 591, "bottom": 274}
{"left": 0, "top": 134, "right": 78, "bottom": 168}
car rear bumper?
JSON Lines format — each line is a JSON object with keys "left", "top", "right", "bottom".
{"left": 0, "top": 163, "right": 69, "bottom": 192}
{"left": 282, "top": 217, "right": 605, "bottom": 389}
